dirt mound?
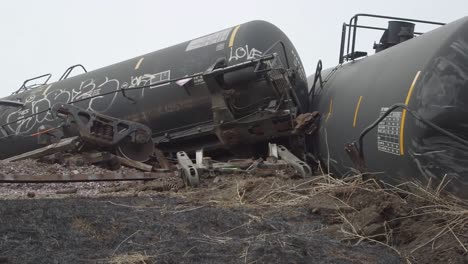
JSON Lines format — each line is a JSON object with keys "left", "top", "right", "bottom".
{"left": 326, "top": 179, "right": 468, "bottom": 264}
{"left": 173, "top": 175, "right": 468, "bottom": 264}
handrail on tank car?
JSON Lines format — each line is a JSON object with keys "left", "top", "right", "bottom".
{"left": 12, "top": 64, "right": 88, "bottom": 96}
{"left": 308, "top": 60, "right": 323, "bottom": 105}
{"left": 263, "top": 41, "right": 291, "bottom": 70}
{"left": 59, "top": 64, "right": 88, "bottom": 81}
{"left": 12, "top": 73, "right": 52, "bottom": 95}
{"left": 339, "top": 14, "right": 445, "bottom": 64}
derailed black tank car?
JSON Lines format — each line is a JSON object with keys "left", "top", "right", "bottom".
{"left": 0, "top": 21, "right": 308, "bottom": 160}
{"left": 309, "top": 14, "right": 468, "bottom": 198}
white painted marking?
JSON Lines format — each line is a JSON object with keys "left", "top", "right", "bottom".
{"left": 186, "top": 28, "right": 232, "bottom": 51}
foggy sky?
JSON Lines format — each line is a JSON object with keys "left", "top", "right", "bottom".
{"left": 0, "top": 0, "right": 466, "bottom": 97}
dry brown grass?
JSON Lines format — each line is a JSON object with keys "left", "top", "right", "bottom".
{"left": 71, "top": 217, "right": 120, "bottom": 241}
{"left": 190, "top": 171, "right": 467, "bottom": 263}
{"left": 122, "top": 156, "right": 467, "bottom": 263}
{"left": 108, "top": 252, "right": 152, "bottom": 264}
{"left": 71, "top": 217, "right": 98, "bottom": 237}
{"left": 252, "top": 173, "right": 468, "bottom": 263}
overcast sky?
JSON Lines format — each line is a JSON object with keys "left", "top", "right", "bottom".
{"left": 0, "top": 0, "right": 466, "bottom": 97}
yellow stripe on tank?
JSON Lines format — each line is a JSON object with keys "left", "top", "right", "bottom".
{"left": 228, "top": 25, "right": 241, "bottom": 48}
{"left": 325, "top": 99, "right": 333, "bottom": 122}
{"left": 399, "top": 71, "right": 422, "bottom": 155}
{"left": 353, "top": 96, "right": 363, "bottom": 128}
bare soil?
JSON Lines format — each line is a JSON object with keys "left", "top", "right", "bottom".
{"left": 0, "top": 159, "right": 467, "bottom": 264}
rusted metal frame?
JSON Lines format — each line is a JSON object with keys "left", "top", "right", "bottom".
{"left": 216, "top": 111, "right": 295, "bottom": 146}
{"left": 51, "top": 103, "right": 152, "bottom": 147}
{"left": 203, "top": 55, "right": 299, "bottom": 147}
{"left": 293, "top": 112, "right": 320, "bottom": 135}
{"left": 153, "top": 55, "right": 280, "bottom": 147}
{"left": 152, "top": 121, "right": 214, "bottom": 145}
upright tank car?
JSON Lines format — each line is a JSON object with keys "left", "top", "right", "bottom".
{"left": 309, "top": 14, "right": 468, "bottom": 197}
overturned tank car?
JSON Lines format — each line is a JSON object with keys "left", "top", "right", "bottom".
{"left": 0, "top": 20, "right": 312, "bottom": 173}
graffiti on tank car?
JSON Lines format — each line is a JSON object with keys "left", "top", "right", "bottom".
{"left": 6, "top": 84, "right": 60, "bottom": 134}
{"left": 6, "top": 108, "right": 35, "bottom": 134}
{"left": 128, "top": 70, "right": 171, "bottom": 91}
{"left": 129, "top": 70, "right": 171, "bottom": 97}
{"left": 88, "top": 77, "right": 120, "bottom": 112}
{"left": 129, "top": 71, "right": 171, "bottom": 89}
{"left": 3, "top": 70, "right": 171, "bottom": 135}
{"left": 229, "top": 45, "right": 263, "bottom": 62}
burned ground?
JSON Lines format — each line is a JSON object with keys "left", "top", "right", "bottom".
{"left": 0, "top": 195, "right": 400, "bottom": 264}
{"left": 0, "top": 160, "right": 467, "bottom": 263}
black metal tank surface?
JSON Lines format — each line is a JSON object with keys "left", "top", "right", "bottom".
{"left": 309, "top": 16, "right": 468, "bottom": 198}
{"left": 0, "top": 20, "right": 308, "bottom": 159}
